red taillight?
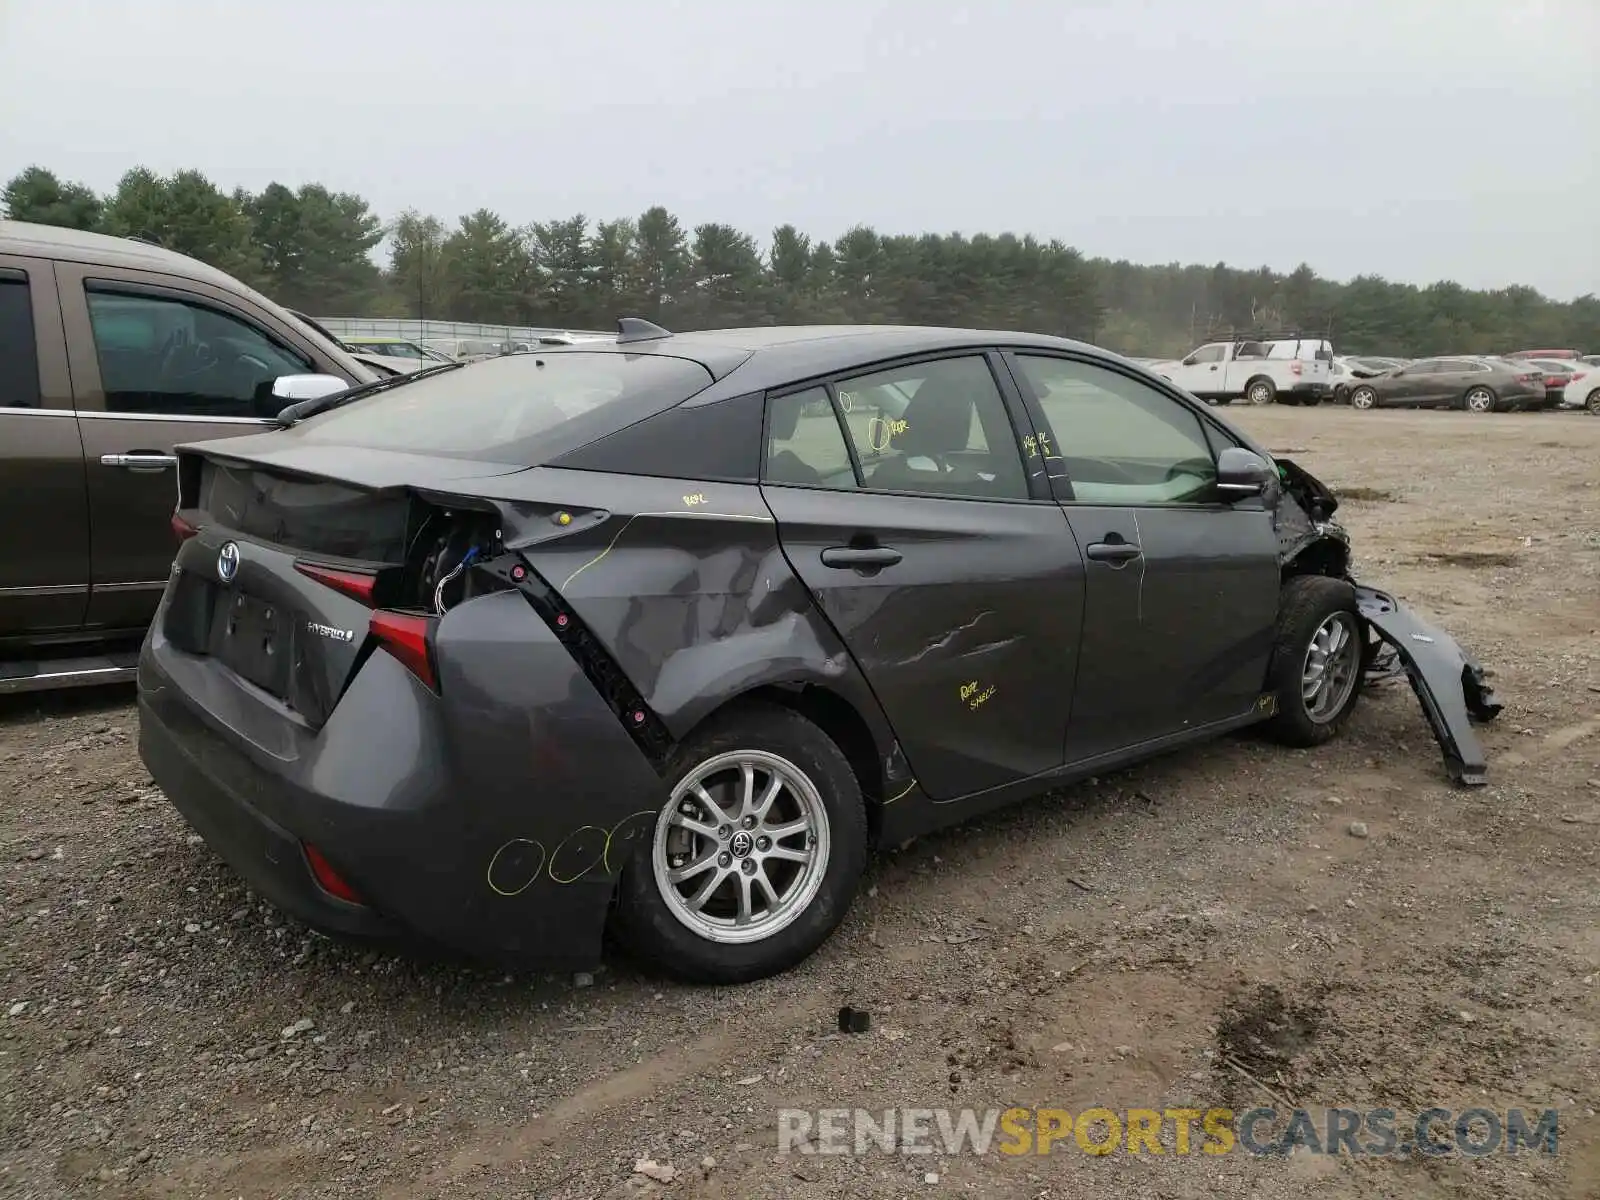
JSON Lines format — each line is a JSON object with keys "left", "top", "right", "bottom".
{"left": 1572, "top": 371, "right": 1587, "bottom": 381}
{"left": 295, "top": 561, "right": 377, "bottom": 605}
{"left": 369, "top": 610, "right": 436, "bottom": 689}
{"left": 302, "top": 842, "right": 365, "bottom": 905}
{"left": 172, "top": 513, "right": 199, "bottom": 542}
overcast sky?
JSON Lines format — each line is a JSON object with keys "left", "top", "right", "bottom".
{"left": 2, "top": 0, "right": 1595, "bottom": 298}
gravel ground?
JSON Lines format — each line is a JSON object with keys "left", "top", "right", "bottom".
{"left": 2, "top": 406, "right": 1598, "bottom": 1200}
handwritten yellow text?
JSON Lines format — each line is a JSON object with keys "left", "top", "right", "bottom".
{"left": 867, "top": 416, "right": 909, "bottom": 453}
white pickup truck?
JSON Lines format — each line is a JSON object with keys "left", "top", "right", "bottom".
{"left": 1150, "top": 337, "right": 1334, "bottom": 406}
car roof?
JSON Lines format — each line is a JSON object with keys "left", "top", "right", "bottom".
{"left": 0, "top": 220, "right": 250, "bottom": 290}
{"left": 540, "top": 324, "right": 1103, "bottom": 397}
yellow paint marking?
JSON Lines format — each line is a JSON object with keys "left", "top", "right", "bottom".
{"left": 486, "top": 838, "right": 547, "bottom": 897}
{"left": 867, "top": 416, "right": 907, "bottom": 453}
{"left": 547, "top": 825, "right": 608, "bottom": 884}
{"left": 559, "top": 510, "right": 775, "bottom": 590}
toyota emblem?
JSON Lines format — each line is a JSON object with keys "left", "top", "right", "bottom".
{"left": 217, "top": 541, "right": 241, "bottom": 583}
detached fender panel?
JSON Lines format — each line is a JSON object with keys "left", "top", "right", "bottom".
{"left": 1356, "top": 585, "right": 1503, "bottom": 786}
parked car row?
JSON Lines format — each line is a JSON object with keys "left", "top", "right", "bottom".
{"left": 1128, "top": 341, "right": 1596, "bottom": 415}
{"left": 1344, "top": 356, "right": 1555, "bottom": 412}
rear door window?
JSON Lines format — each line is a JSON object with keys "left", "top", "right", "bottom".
{"left": 290, "top": 350, "right": 714, "bottom": 464}
{"left": 832, "top": 355, "right": 1030, "bottom": 501}
{"left": 0, "top": 272, "right": 41, "bottom": 409}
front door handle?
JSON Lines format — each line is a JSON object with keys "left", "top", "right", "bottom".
{"left": 820, "top": 546, "right": 903, "bottom": 569}
{"left": 1085, "top": 540, "right": 1142, "bottom": 564}
{"left": 101, "top": 452, "right": 177, "bottom": 472}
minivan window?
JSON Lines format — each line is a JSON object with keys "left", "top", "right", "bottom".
{"left": 0, "top": 275, "right": 42, "bottom": 409}
{"left": 85, "top": 289, "right": 313, "bottom": 418}
{"left": 289, "top": 350, "right": 714, "bottom": 464}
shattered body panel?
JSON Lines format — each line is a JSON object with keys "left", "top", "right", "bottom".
{"left": 1270, "top": 456, "right": 1502, "bottom": 785}
{"left": 1354, "top": 586, "right": 1503, "bottom": 785}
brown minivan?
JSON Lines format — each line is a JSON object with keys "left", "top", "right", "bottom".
{"left": 0, "top": 220, "right": 375, "bottom": 693}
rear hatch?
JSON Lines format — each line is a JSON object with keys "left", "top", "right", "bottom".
{"left": 164, "top": 450, "right": 516, "bottom": 727}
{"left": 157, "top": 346, "right": 720, "bottom": 728}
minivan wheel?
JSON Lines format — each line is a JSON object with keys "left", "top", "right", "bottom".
{"left": 1350, "top": 387, "right": 1377, "bottom": 410}
{"left": 1464, "top": 387, "right": 1497, "bottom": 413}
{"left": 1263, "top": 575, "right": 1363, "bottom": 748}
{"left": 1246, "top": 378, "right": 1277, "bottom": 406}
{"left": 612, "top": 703, "right": 867, "bottom": 984}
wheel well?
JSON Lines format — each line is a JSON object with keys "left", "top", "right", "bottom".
{"left": 710, "top": 683, "right": 888, "bottom": 843}
{"left": 1246, "top": 374, "right": 1274, "bottom": 390}
{"left": 1282, "top": 536, "right": 1350, "bottom": 582}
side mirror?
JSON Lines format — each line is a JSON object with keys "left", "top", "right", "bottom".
{"left": 271, "top": 374, "right": 349, "bottom": 403}
{"left": 1216, "top": 447, "right": 1274, "bottom": 498}
{"left": 1181, "top": 355, "right": 1198, "bottom": 366}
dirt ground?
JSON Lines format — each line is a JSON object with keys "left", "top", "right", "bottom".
{"left": 2, "top": 406, "right": 1597, "bottom": 1200}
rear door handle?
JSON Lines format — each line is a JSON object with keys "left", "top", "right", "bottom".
{"left": 1085, "top": 541, "right": 1142, "bottom": 564}
{"left": 820, "top": 546, "right": 903, "bottom": 569}
{"left": 101, "top": 452, "right": 177, "bottom": 472}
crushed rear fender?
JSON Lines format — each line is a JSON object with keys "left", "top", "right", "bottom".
{"left": 1355, "top": 584, "right": 1503, "bottom": 786}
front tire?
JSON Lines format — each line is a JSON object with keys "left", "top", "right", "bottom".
{"left": 612, "top": 703, "right": 867, "bottom": 984}
{"left": 1262, "top": 576, "right": 1363, "bottom": 748}
{"left": 1463, "top": 386, "right": 1497, "bottom": 413}
{"left": 1350, "top": 386, "right": 1377, "bottom": 410}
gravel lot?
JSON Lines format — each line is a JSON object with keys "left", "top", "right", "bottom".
{"left": 3, "top": 406, "right": 1598, "bottom": 1200}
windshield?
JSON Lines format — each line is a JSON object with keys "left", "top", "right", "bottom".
{"left": 285, "top": 350, "right": 714, "bottom": 464}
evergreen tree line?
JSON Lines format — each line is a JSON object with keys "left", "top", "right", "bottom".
{"left": 5, "top": 164, "right": 1594, "bottom": 358}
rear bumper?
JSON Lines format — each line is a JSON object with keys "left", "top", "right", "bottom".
{"left": 137, "top": 588, "right": 667, "bottom": 968}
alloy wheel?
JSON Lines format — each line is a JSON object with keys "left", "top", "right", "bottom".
{"left": 1351, "top": 388, "right": 1376, "bottom": 410}
{"left": 1248, "top": 382, "right": 1273, "bottom": 405}
{"left": 653, "top": 750, "right": 830, "bottom": 944}
{"left": 1301, "top": 612, "right": 1360, "bottom": 724}
{"left": 1465, "top": 388, "right": 1494, "bottom": 413}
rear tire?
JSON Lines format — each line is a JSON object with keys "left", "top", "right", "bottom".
{"left": 1587, "top": 388, "right": 1600, "bottom": 415}
{"left": 1246, "top": 377, "right": 1277, "bottom": 406}
{"left": 1262, "top": 576, "right": 1363, "bottom": 748}
{"left": 612, "top": 703, "right": 867, "bottom": 984}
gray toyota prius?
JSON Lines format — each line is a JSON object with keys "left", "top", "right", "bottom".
{"left": 136, "top": 321, "right": 1501, "bottom": 983}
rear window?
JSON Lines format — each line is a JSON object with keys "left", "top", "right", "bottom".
{"left": 0, "top": 273, "right": 42, "bottom": 408}
{"left": 288, "top": 350, "right": 714, "bottom": 464}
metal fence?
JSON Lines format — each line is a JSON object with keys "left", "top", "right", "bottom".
{"left": 314, "top": 317, "right": 613, "bottom": 343}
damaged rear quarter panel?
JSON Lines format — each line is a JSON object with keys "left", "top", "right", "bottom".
{"left": 503, "top": 467, "right": 901, "bottom": 795}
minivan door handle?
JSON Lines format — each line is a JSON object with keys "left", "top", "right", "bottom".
{"left": 820, "top": 546, "right": 903, "bottom": 569}
{"left": 101, "top": 452, "right": 177, "bottom": 472}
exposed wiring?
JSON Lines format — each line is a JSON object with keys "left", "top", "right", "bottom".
{"left": 433, "top": 545, "right": 481, "bottom": 615}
